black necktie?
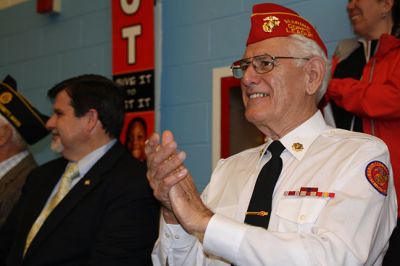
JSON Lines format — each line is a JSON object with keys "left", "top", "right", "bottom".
{"left": 245, "top": 140, "right": 285, "bottom": 229}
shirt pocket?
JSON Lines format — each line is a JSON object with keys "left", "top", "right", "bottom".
{"left": 275, "top": 197, "right": 329, "bottom": 225}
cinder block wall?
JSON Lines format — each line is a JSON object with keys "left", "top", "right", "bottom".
{"left": 0, "top": 0, "right": 353, "bottom": 190}
{"left": 0, "top": 0, "right": 112, "bottom": 164}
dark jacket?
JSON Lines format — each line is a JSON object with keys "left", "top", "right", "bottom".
{"left": 0, "top": 142, "right": 159, "bottom": 266}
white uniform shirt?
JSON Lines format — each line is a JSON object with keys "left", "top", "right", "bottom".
{"left": 152, "top": 111, "right": 397, "bottom": 266}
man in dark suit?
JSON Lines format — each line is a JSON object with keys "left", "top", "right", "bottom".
{"left": 0, "top": 74, "right": 160, "bottom": 266}
{"left": 0, "top": 75, "right": 49, "bottom": 228}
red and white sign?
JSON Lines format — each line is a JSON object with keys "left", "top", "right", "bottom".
{"left": 112, "top": 0, "right": 154, "bottom": 75}
{"left": 112, "top": 0, "right": 155, "bottom": 152}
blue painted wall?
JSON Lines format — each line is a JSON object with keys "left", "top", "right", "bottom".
{"left": 0, "top": 0, "right": 111, "bottom": 164}
{"left": 0, "top": 0, "right": 353, "bottom": 191}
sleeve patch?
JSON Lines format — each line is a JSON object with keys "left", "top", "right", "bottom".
{"left": 365, "top": 161, "right": 389, "bottom": 196}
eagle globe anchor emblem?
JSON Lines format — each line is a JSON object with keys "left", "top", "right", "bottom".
{"left": 262, "top": 16, "right": 280, "bottom": 33}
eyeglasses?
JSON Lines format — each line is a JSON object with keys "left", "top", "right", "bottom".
{"left": 230, "top": 53, "right": 310, "bottom": 79}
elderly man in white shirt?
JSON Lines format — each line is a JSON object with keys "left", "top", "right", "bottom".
{"left": 145, "top": 3, "right": 397, "bottom": 266}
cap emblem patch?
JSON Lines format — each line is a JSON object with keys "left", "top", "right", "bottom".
{"left": 0, "top": 92, "right": 13, "bottom": 104}
{"left": 262, "top": 16, "right": 280, "bottom": 33}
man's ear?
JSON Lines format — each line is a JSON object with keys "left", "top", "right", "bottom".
{"left": 84, "top": 109, "right": 99, "bottom": 132}
{"left": 0, "top": 123, "right": 13, "bottom": 146}
{"left": 304, "top": 56, "right": 325, "bottom": 97}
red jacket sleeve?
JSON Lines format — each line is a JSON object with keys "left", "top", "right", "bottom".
{"left": 328, "top": 59, "right": 400, "bottom": 120}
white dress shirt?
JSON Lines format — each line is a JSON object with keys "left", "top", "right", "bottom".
{"left": 152, "top": 111, "right": 397, "bottom": 266}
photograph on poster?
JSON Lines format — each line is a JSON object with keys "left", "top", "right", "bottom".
{"left": 120, "top": 111, "right": 154, "bottom": 163}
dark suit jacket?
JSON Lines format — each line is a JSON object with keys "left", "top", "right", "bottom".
{"left": 0, "top": 154, "right": 37, "bottom": 228}
{"left": 0, "top": 142, "right": 160, "bottom": 266}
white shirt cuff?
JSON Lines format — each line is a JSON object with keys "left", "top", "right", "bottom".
{"left": 203, "top": 213, "right": 246, "bottom": 263}
{"left": 160, "top": 215, "right": 198, "bottom": 249}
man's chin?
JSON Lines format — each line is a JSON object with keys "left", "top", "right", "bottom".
{"left": 51, "top": 141, "right": 64, "bottom": 154}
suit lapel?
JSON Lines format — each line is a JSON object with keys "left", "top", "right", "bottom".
{"left": 25, "top": 142, "right": 125, "bottom": 257}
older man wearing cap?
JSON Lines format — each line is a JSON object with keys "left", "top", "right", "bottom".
{"left": 145, "top": 3, "right": 397, "bottom": 266}
{"left": 0, "top": 75, "right": 49, "bottom": 228}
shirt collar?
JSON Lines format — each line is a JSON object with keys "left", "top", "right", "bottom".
{"left": 71, "top": 139, "right": 117, "bottom": 178}
{"left": 261, "top": 111, "right": 329, "bottom": 161}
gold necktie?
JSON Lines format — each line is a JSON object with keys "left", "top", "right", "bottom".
{"left": 24, "top": 162, "right": 79, "bottom": 256}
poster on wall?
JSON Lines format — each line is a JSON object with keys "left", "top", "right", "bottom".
{"left": 113, "top": 70, "right": 154, "bottom": 112}
{"left": 111, "top": 0, "right": 155, "bottom": 162}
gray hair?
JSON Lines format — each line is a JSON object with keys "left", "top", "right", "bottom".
{"left": 287, "top": 34, "right": 330, "bottom": 103}
{"left": 0, "top": 114, "right": 27, "bottom": 148}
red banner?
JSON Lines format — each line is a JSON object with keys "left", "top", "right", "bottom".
{"left": 112, "top": 0, "right": 154, "bottom": 75}
{"left": 112, "top": 0, "right": 155, "bottom": 163}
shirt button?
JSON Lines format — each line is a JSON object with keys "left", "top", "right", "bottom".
{"left": 174, "top": 235, "right": 180, "bottom": 239}
{"left": 299, "top": 214, "right": 306, "bottom": 221}
{"left": 165, "top": 233, "right": 170, "bottom": 238}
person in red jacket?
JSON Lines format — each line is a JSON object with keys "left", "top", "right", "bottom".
{"left": 323, "top": 1, "right": 400, "bottom": 264}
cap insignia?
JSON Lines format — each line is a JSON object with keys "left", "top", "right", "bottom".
{"left": 0, "top": 92, "right": 13, "bottom": 104}
{"left": 262, "top": 15, "right": 280, "bottom": 33}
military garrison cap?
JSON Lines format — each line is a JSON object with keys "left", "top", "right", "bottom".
{"left": 246, "top": 3, "right": 327, "bottom": 56}
{"left": 0, "top": 75, "right": 49, "bottom": 145}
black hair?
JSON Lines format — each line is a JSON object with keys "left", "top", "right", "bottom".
{"left": 47, "top": 74, "right": 125, "bottom": 138}
{"left": 124, "top": 117, "right": 147, "bottom": 148}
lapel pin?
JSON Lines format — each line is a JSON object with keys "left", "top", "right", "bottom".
{"left": 292, "top": 142, "right": 304, "bottom": 152}
{"left": 84, "top": 179, "right": 91, "bottom": 186}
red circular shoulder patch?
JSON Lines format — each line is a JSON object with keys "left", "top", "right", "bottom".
{"left": 365, "top": 161, "right": 389, "bottom": 196}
